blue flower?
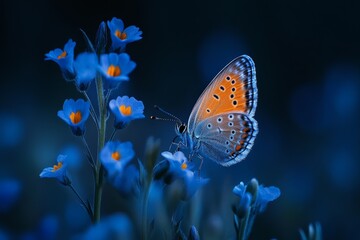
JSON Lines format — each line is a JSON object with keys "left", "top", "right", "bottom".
{"left": 188, "top": 226, "right": 200, "bottom": 240}
{"left": 109, "top": 96, "right": 145, "bottom": 129}
{"left": 100, "top": 141, "right": 135, "bottom": 177}
{"left": 39, "top": 155, "right": 70, "bottom": 185}
{"left": 73, "top": 52, "right": 98, "bottom": 91}
{"left": 80, "top": 213, "right": 133, "bottom": 240}
{"left": 154, "top": 151, "right": 209, "bottom": 200}
{"left": 110, "top": 164, "right": 139, "bottom": 196}
{"left": 232, "top": 179, "right": 281, "bottom": 239}
{"left": 98, "top": 53, "right": 136, "bottom": 89}
{"left": 0, "top": 179, "right": 21, "bottom": 213}
{"left": 233, "top": 179, "right": 280, "bottom": 214}
{"left": 38, "top": 215, "right": 59, "bottom": 240}
{"left": 255, "top": 184, "right": 281, "bottom": 213}
{"left": 45, "top": 39, "right": 76, "bottom": 80}
{"left": 57, "top": 99, "right": 90, "bottom": 136}
{"left": 233, "top": 182, "right": 252, "bottom": 218}
{"left": 107, "top": 17, "right": 142, "bottom": 50}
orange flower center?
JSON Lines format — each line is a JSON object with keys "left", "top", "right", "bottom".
{"left": 111, "top": 151, "right": 121, "bottom": 161}
{"left": 52, "top": 162, "right": 63, "bottom": 172}
{"left": 181, "top": 162, "right": 188, "bottom": 170}
{"left": 69, "top": 111, "right": 82, "bottom": 124}
{"left": 119, "top": 105, "right": 132, "bottom": 116}
{"left": 115, "top": 30, "right": 127, "bottom": 40}
{"left": 107, "top": 65, "right": 121, "bottom": 77}
{"left": 57, "top": 51, "right": 67, "bottom": 59}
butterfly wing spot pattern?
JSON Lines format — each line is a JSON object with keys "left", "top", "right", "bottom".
{"left": 193, "top": 113, "right": 258, "bottom": 166}
{"left": 184, "top": 55, "right": 258, "bottom": 167}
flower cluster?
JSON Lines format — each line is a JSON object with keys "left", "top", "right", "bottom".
{"left": 40, "top": 17, "right": 144, "bottom": 223}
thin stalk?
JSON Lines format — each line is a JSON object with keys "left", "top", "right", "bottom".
{"left": 109, "top": 128, "right": 117, "bottom": 141}
{"left": 82, "top": 91, "right": 99, "bottom": 129}
{"left": 93, "top": 74, "right": 106, "bottom": 223}
{"left": 238, "top": 208, "right": 250, "bottom": 240}
{"left": 141, "top": 183, "right": 150, "bottom": 240}
{"left": 81, "top": 136, "right": 95, "bottom": 168}
{"left": 69, "top": 184, "right": 93, "bottom": 220}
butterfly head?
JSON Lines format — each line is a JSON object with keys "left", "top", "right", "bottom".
{"left": 175, "top": 122, "right": 187, "bottom": 136}
{"left": 151, "top": 105, "right": 188, "bottom": 138}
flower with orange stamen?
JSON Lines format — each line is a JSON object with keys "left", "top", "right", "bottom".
{"left": 98, "top": 53, "right": 136, "bottom": 89}
{"left": 57, "top": 99, "right": 90, "bottom": 136}
{"left": 100, "top": 141, "right": 135, "bottom": 177}
{"left": 40, "top": 155, "right": 70, "bottom": 185}
{"left": 45, "top": 39, "right": 76, "bottom": 81}
{"left": 109, "top": 96, "right": 145, "bottom": 129}
{"left": 153, "top": 151, "right": 209, "bottom": 200}
{"left": 107, "top": 17, "right": 142, "bottom": 51}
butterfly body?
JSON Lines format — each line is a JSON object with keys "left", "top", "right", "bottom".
{"left": 176, "top": 55, "right": 258, "bottom": 167}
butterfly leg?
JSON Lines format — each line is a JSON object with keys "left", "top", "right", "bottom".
{"left": 197, "top": 154, "right": 204, "bottom": 177}
{"left": 168, "top": 135, "right": 180, "bottom": 152}
{"left": 169, "top": 136, "right": 188, "bottom": 154}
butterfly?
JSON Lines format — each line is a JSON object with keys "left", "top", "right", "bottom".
{"left": 154, "top": 55, "right": 258, "bottom": 167}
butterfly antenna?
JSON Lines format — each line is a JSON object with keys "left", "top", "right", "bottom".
{"left": 150, "top": 116, "right": 179, "bottom": 122}
{"left": 152, "top": 105, "right": 183, "bottom": 124}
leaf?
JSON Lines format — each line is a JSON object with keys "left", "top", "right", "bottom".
{"left": 80, "top": 29, "right": 95, "bottom": 53}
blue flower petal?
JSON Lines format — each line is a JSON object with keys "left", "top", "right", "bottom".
{"left": 74, "top": 52, "right": 98, "bottom": 91}
{"left": 98, "top": 53, "right": 136, "bottom": 89}
{"left": 256, "top": 185, "right": 281, "bottom": 213}
{"left": 0, "top": 179, "right": 21, "bottom": 212}
{"left": 100, "top": 141, "right": 135, "bottom": 177}
{"left": 44, "top": 39, "right": 76, "bottom": 80}
{"left": 39, "top": 155, "right": 69, "bottom": 184}
{"left": 109, "top": 96, "right": 145, "bottom": 128}
{"left": 107, "top": 17, "right": 142, "bottom": 50}
{"left": 57, "top": 99, "right": 90, "bottom": 136}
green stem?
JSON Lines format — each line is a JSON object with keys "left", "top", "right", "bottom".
{"left": 93, "top": 74, "right": 106, "bottom": 223}
{"left": 141, "top": 183, "right": 150, "bottom": 240}
{"left": 238, "top": 209, "right": 250, "bottom": 240}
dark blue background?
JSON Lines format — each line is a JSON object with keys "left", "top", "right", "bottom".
{"left": 1, "top": 0, "right": 359, "bottom": 239}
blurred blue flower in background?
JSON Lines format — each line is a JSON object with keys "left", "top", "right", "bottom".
{"left": 39, "top": 154, "right": 69, "bottom": 185}
{"left": 107, "top": 17, "right": 142, "bottom": 51}
{"left": 110, "top": 164, "right": 139, "bottom": 196}
{"left": 109, "top": 96, "right": 145, "bottom": 129}
{"left": 153, "top": 151, "right": 209, "bottom": 200}
{"left": 78, "top": 213, "right": 133, "bottom": 240}
{"left": 57, "top": 99, "right": 90, "bottom": 136}
{"left": 65, "top": 202, "right": 90, "bottom": 231}
{"left": 0, "top": 113, "right": 23, "bottom": 148}
{"left": 98, "top": 53, "right": 136, "bottom": 88}
{"left": 255, "top": 184, "right": 281, "bottom": 213}
{"left": 100, "top": 141, "right": 135, "bottom": 177}
{"left": 197, "top": 28, "right": 247, "bottom": 83}
{"left": 0, "top": 229, "right": 8, "bottom": 240}
{"left": 37, "top": 215, "right": 59, "bottom": 240}
{"left": 323, "top": 64, "right": 360, "bottom": 119}
{"left": 290, "top": 63, "right": 360, "bottom": 133}
{"left": 45, "top": 39, "right": 76, "bottom": 80}
{"left": 0, "top": 178, "right": 21, "bottom": 213}
{"left": 15, "top": 215, "right": 59, "bottom": 240}
{"left": 60, "top": 144, "right": 82, "bottom": 170}
{"left": 73, "top": 52, "right": 98, "bottom": 91}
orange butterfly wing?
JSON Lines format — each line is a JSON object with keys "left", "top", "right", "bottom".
{"left": 188, "top": 55, "right": 257, "bottom": 132}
